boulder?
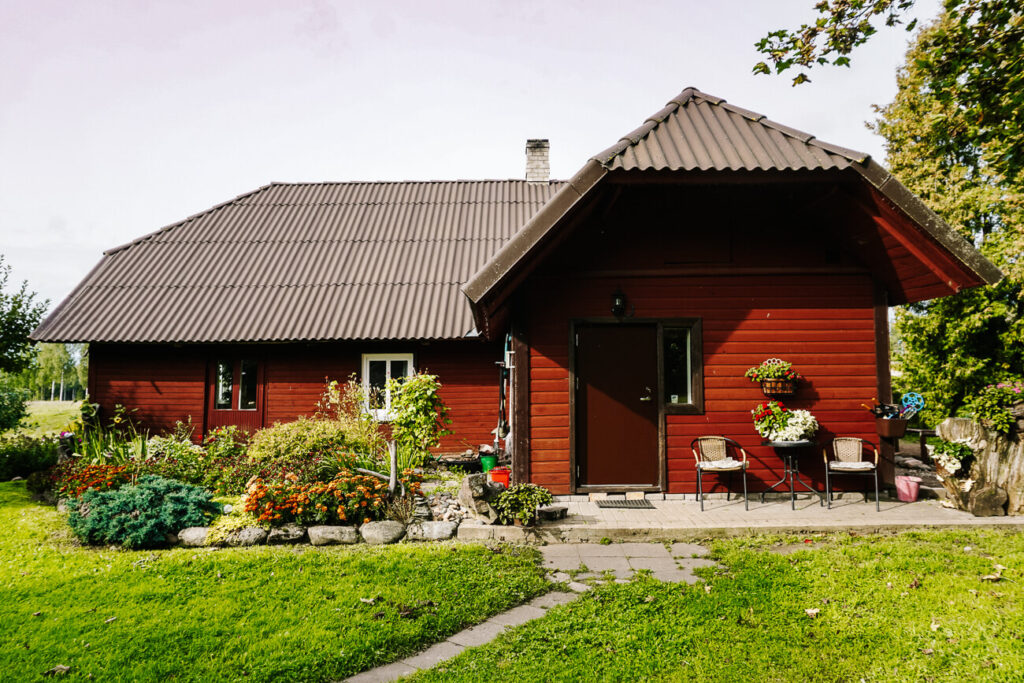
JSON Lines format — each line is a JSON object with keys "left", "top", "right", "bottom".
{"left": 969, "top": 487, "right": 1008, "bottom": 517}
{"left": 225, "top": 527, "right": 268, "bottom": 547}
{"left": 308, "top": 525, "right": 359, "bottom": 546}
{"left": 405, "top": 521, "right": 458, "bottom": 541}
{"left": 178, "top": 527, "right": 209, "bottom": 547}
{"left": 267, "top": 524, "right": 307, "bottom": 545}
{"left": 457, "top": 473, "right": 505, "bottom": 524}
{"left": 359, "top": 520, "right": 406, "bottom": 545}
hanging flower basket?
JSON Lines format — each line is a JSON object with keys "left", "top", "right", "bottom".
{"left": 745, "top": 358, "right": 802, "bottom": 397}
{"left": 760, "top": 378, "right": 797, "bottom": 397}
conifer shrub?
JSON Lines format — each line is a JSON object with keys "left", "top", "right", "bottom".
{"left": 67, "top": 475, "right": 221, "bottom": 549}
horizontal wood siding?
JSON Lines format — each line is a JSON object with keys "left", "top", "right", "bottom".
{"left": 90, "top": 341, "right": 501, "bottom": 453}
{"left": 525, "top": 273, "right": 879, "bottom": 495}
{"left": 89, "top": 344, "right": 207, "bottom": 435}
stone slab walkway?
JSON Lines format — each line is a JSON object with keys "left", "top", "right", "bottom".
{"left": 346, "top": 542, "right": 716, "bottom": 682}
{"left": 458, "top": 496, "right": 1024, "bottom": 544}
{"left": 344, "top": 590, "right": 579, "bottom": 683}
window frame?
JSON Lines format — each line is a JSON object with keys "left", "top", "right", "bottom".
{"left": 361, "top": 352, "right": 415, "bottom": 420}
{"left": 660, "top": 319, "right": 704, "bottom": 415}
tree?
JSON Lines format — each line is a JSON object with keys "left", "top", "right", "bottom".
{"left": 754, "top": 1, "right": 1024, "bottom": 182}
{"left": 874, "top": 14, "right": 1021, "bottom": 423}
{"left": 756, "top": 3, "right": 1024, "bottom": 423}
{"left": 0, "top": 255, "right": 48, "bottom": 375}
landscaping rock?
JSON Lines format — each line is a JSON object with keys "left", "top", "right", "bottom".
{"left": 359, "top": 520, "right": 406, "bottom": 545}
{"left": 308, "top": 525, "right": 359, "bottom": 546}
{"left": 406, "top": 521, "right": 458, "bottom": 541}
{"left": 225, "top": 527, "right": 268, "bottom": 547}
{"left": 178, "top": 527, "right": 209, "bottom": 547}
{"left": 55, "top": 499, "right": 69, "bottom": 514}
{"left": 457, "top": 473, "right": 504, "bottom": 524}
{"left": 267, "top": 524, "right": 307, "bottom": 545}
{"left": 969, "top": 487, "right": 1008, "bottom": 517}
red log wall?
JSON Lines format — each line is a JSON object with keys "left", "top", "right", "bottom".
{"left": 89, "top": 341, "right": 501, "bottom": 453}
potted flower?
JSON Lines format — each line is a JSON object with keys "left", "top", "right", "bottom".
{"left": 493, "top": 483, "right": 553, "bottom": 526}
{"left": 744, "top": 358, "right": 802, "bottom": 397}
{"left": 751, "top": 400, "right": 818, "bottom": 442}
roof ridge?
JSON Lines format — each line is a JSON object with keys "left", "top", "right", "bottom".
{"left": 591, "top": 86, "right": 870, "bottom": 168}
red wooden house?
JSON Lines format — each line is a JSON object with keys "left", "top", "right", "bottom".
{"left": 34, "top": 88, "right": 1000, "bottom": 496}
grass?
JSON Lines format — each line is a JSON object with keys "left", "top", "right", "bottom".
{"left": 415, "top": 531, "right": 1024, "bottom": 682}
{"left": 0, "top": 482, "right": 548, "bottom": 681}
{"left": 16, "top": 400, "right": 79, "bottom": 436}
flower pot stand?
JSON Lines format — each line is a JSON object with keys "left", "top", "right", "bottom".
{"left": 759, "top": 440, "right": 823, "bottom": 510}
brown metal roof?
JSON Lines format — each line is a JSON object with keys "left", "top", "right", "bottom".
{"left": 592, "top": 88, "right": 869, "bottom": 172}
{"left": 462, "top": 87, "right": 1001, "bottom": 337}
{"left": 33, "top": 180, "right": 564, "bottom": 343}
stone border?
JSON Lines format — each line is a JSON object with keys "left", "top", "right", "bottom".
{"left": 177, "top": 520, "right": 459, "bottom": 548}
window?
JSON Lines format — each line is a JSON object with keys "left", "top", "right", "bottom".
{"left": 362, "top": 353, "right": 414, "bottom": 419}
{"left": 661, "top": 320, "right": 703, "bottom": 414}
{"left": 212, "top": 359, "right": 260, "bottom": 411}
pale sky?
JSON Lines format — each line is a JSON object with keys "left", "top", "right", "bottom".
{"left": 1, "top": 0, "right": 939, "bottom": 310}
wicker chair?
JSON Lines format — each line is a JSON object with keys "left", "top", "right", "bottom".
{"left": 690, "top": 436, "right": 748, "bottom": 511}
{"left": 823, "top": 437, "right": 879, "bottom": 511}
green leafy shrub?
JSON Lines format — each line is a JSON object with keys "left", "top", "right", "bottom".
{"left": 0, "top": 380, "right": 29, "bottom": 432}
{"left": 0, "top": 434, "right": 60, "bottom": 479}
{"left": 67, "top": 475, "right": 220, "bottom": 549}
{"left": 965, "top": 380, "right": 1024, "bottom": 434}
{"left": 146, "top": 431, "right": 207, "bottom": 485}
{"left": 315, "top": 378, "right": 387, "bottom": 467}
{"left": 387, "top": 373, "right": 452, "bottom": 470}
{"left": 203, "top": 425, "right": 248, "bottom": 461}
{"left": 248, "top": 417, "right": 348, "bottom": 465}
{"left": 494, "top": 483, "right": 553, "bottom": 526}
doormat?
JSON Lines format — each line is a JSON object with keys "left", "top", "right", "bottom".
{"left": 595, "top": 499, "right": 655, "bottom": 509}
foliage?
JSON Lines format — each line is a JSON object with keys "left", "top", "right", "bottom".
{"left": 206, "top": 496, "right": 261, "bottom": 544}
{"left": 417, "top": 530, "right": 1024, "bottom": 682}
{"left": 751, "top": 401, "right": 819, "bottom": 441}
{"left": 872, "top": 12, "right": 1024, "bottom": 424}
{"left": 929, "top": 438, "right": 976, "bottom": 475}
{"left": 0, "top": 482, "right": 549, "bottom": 682}
{"left": 743, "top": 358, "right": 802, "bottom": 383}
{"left": 203, "top": 424, "right": 249, "bottom": 461}
{"left": 0, "top": 378, "right": 29, "bottom": 433}
{"left": 0, "top": 255, "right": 48, "bottom": 375}
{"left": 315, "top": 377, "right": 387, "bottom": 466}
{"left": 247, "top": 416, "right": 348, "bottom": 464}
{"left": 387, "top": 373, "right": 452, "bottom": 471}
{"left": 243, "top": 470, "right": 392, "bottom": 526}
{"left": 67, "top": 475, "right": 220, "bottom": 549}
{"left": 493, "top": 483, "right": 553, "bottom": 526}
{"left": 964, "top": 380, "right": 1024, "bottom": 434}
{"left": 754, "top": 0, "right": 1024, "bottom": 181}
{"left": 0, "top": 433, "right": 59, "bottom": 480}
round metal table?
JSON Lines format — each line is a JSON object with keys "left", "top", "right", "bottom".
{"left": 759, "top": 439, "right": 824, "bottom": 510}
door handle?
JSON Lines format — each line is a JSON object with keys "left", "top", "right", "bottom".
{"left": 639, "top": 386, "right": 653, "bottom": 402}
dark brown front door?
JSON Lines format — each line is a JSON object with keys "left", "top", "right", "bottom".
{"left": 576, "top": 324, "right": 659, "bottom": 488}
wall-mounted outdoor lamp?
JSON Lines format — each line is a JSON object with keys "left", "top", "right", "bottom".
{"left": 611, "top": 289, "right": 627, "bottom": 317}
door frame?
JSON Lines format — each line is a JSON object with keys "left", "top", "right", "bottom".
{"left": 568, "top": 317, "right": 701, "bottom": 494}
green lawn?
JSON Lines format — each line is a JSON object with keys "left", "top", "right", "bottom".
{"left": 416, "top": 531, "right": 1024, "bottom": 682}
{"left": 17, "top": 400, "right": 79, "bottom": 436}
{"left": 0, "top": 483, "right": 548, "bottom": 681}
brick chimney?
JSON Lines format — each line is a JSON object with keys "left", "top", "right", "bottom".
{"left": 525, "top": 139, "right": 549, "bottom": 183}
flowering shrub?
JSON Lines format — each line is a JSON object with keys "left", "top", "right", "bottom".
{"left": 49, "top": 460, "right": 132, "bottom": 498}
{"left": 965, "top": 380, "right": 1024, "bottom": 434}
{"left": 243, "top": 470, "right": 393, "bottom": 526}
{"left": 929, "top": 439, "right": 975, "bottom": 476}
{"left": 744, "top": 359, "right": 802, "bottom": 383}
{"left": 751, "top": 400, "right": 818, "bottom": 441}
{"left": 203, "top": 425, "right": 249, "bottom": 461}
